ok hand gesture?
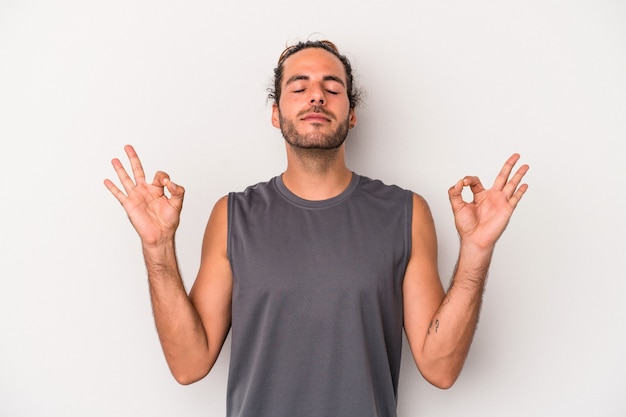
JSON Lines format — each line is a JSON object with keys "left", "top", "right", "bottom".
{"left": 104, "top": 145, "right": 185, "bottom": 246}
{"left": 448, "top": 154, "right": 529, "bottom": 250}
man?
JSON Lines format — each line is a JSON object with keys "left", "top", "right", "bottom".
{"left": 104, "top": 40, "right": 529, "bottom": 417}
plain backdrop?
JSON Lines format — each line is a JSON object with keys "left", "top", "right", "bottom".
{"left": 1, "top": 1, "right": 625, "bottom": 416}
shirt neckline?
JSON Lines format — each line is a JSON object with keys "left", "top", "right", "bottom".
{"left": 274, "top": 173, "right": 360, "bottom": 209}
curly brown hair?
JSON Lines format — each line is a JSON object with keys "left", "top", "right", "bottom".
{"left": 267, "top": 40, "right": 363, "bottom": 109}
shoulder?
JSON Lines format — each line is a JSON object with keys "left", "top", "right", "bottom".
{"left": 228, "top": 177, "right": 280, "bottom": 209}
{"left": 204, "top": 195, "right": 229, "bottom": 239}
{"left": 412, "top": 192, "right": 432, "bottom": 217}
{"left": 410, "top": 191, "right": 435, "bottom": 232}
{"left": 230, "top": 177, "right": 277, "bottom": 197}
{"left": 354, "top": 174, "right": 414, "bottom": 203}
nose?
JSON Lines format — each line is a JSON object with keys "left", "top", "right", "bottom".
{"left": 309, "top": 85, "right": 325, "bottom": 105}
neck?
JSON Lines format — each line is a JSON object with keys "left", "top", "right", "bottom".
{"left": 282, "top": 144, "right": 352, "bottom": 200}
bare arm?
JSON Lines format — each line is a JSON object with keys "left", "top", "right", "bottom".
{"left": 104, "top": 145, "right": 232, "bottom": 385}
{"left": 404, "top": 154, "right": 529, "bottom": 389}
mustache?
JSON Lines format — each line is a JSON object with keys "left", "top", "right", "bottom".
{"left": 298, "top": 106, "right": 334, "bottom": 119}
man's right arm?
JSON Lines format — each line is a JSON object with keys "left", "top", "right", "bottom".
{"left": 104, "top": 145, "right": 232, "bottom": 385}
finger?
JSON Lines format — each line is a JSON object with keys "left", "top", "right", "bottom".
{"left": 165, "top": 179, "right": 185, "bottom": 212}
{"left": 153, "top": 171, "right": 185, "bottom": 212}
{"left": 152, "top": 171, "right": 171, "bottom": 192}
{"left": 124, "top": 144, "right": 147, "bottom": 184}
{"left": 103, "top": 178, "right": 128, "bottom": 205}
{"left": 502, "top": 163, "right": 530, "bottom": 199}
{"left": 111, "top": 157, "right": 136, "bottom": 194}
{"left": 448, "top": 179, "right": 466, "bottom": 213}
{"left": 492, "top": 153, "right": 521, "bottom": 191}
{"left": 463, "top": 176, "right": 485, "bottom": 197}
{"left": 507, "top": 182, "right": 529, "bottom": 209}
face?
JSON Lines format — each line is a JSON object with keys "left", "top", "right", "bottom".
{"left": 272, "top": 48, "right": 357, "bottom": 150}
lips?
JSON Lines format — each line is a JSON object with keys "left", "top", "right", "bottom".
{"left": 301, "top": 111, "right": 332, "bottom": 122}
{"left": 303, "top": 115, "right": 329, "bottom": 122}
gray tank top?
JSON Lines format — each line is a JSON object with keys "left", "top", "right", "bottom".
{"left": 226, "top": 173, "right": 413, "bottom": 417}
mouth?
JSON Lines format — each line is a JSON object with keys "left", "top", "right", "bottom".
{"left": 301, "top": 111, "right": 332, "bottom": 123}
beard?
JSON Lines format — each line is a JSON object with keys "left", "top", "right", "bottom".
{"left": 278, "top": 109, "right": 350, "bottom": 150}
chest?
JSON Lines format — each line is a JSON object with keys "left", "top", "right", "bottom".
{"left": 229, "top": 200, "right": 408, "bottom": 296}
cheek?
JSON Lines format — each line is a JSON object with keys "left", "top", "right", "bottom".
{"left": 276, "top": 99, "right": 300, "bottom": 120}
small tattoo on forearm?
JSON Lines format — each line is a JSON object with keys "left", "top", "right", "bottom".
{"left": 428, "top": 319, "right": 440, "bottom": 335}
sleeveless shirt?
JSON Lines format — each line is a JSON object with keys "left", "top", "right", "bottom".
{"left": 226, "top": 173, "right": 413, "bottom": 417}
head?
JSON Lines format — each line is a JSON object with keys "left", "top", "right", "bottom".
{"left": 268, "top": 40, "right": 362, "bottom": 109}
{"left": 269, "top": 41, "right": 361, "bottom": 151}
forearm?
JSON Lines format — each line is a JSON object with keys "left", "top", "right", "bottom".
{"left": 421, "top": 242, "right": 494, "bottom": 387}
{"left": 142, "top": 240, "right": 211, "bottom": 384}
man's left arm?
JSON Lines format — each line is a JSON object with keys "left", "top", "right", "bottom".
{"left": 403, "top": 154, "right": 529, "bottom": 389}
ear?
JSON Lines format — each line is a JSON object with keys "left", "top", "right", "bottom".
{"left": 271, "top": 104, "right": 281, "bottom": 129}
{"left": 348, "top": 108, "right": 357, "bottom": 129}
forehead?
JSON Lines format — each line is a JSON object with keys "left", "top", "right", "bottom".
{"left": 281, "top": 47, "right": 347, "bottom": 84}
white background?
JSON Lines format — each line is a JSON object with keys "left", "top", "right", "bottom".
{"left": 1, "top": 1, "right": 625, "bottom": 416}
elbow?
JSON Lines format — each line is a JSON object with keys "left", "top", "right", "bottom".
{"left": 416, "top": 346, "right": 468, "bottom": 389}
{"left": 425, "top": 373, "right": 458, "bottom": 390}
{"left": 418, "top": 357, "right": 463, "bottom": 390}
{"left": 165, "top": 349, "right": 217, "bottom": 385}
{"left": 169, "top": 361, "right": 212, "bottom": 386}
{"left": 173, "top": 374, "right": 200, "bottom": 386}
{"left": 172, "top": 368, "right": 209, "bottom": 386}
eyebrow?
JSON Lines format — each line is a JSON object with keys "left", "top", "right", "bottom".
{"left": 285, "top": 74, "right": 346, "bottom": 87}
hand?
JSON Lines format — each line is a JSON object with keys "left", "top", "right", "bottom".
{"left": 448, "top": 153, "right": 529, "bottom": 250}
{"left": 104, "top": 145, "right": 185, "bottom": 246}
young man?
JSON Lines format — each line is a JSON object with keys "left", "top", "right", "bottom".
{"left": 104, "top": 40, "right": 529, "bottom": 417}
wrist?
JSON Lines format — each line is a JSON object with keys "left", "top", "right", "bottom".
{"left": 451, "top": 241, "right": 494, "bottom": 291}
{"left": 458, "top": 238, "right": 495, "bottom": 260}
{"left": 141, "top": 239, "right": 178, "bottom": 272}
{"left": 141, "top": 234, "right": 176, "bottom": 251}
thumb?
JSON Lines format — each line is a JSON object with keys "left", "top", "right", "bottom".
{"left": 164, "top": 178, "right": 185, "bottom": 211}
{"left": 448, "top": 179, "right": 466, "bottom": 213}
